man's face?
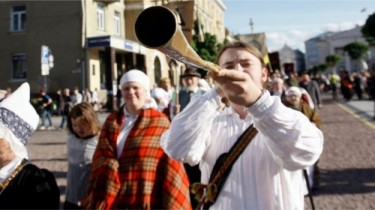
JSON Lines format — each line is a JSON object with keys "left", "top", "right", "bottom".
{"left": 182, "top": 76, "right": 199, "bottom": 90}
{"left": 218, "top": 48, "right": 267, "bottom": 89}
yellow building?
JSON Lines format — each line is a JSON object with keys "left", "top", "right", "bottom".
{"left": 0, "top": 0, "right": 226, "bottom": 110}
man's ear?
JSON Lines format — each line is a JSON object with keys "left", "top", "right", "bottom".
{"left": 261, "top": 67, "right": 269, "bottom": 83}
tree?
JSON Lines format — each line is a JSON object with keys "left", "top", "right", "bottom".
{"left": 308, "top": 64, "right": 327, "bottom": 74}
{"left": 191, "top": 20, "right": 222, "bottom": 77}
{"left": 361, "top": 12, "right": 375, "bottom": 45}
{"left": 325, "top": 54, "right": 341, "bottom": 67}
{"left": 343, "top": 42, "right": 369, "bottom": 60}
{"left": 325, "top": 54, "right": 341, "bottom": 73}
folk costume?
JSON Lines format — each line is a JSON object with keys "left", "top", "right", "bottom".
{"left": 0, "top": 83, "right": 60, "bottom": 209}
{"left": 284, "top": 86, "right": 322, "bottom": 193}
{"left": 82, "top": 69, "right": 191, "bottom": 210}
{"left": 161, "top": 89, "right": 324, "bottom": 209}
{"left": 0, "top": 157, "right": 60, "bottom": 209}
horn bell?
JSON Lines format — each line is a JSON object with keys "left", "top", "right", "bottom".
{"left": 134, "top": 6, "right": 220, "bottom": 73}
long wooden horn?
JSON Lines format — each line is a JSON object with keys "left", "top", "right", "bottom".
{"left": 134, "top": 6, "right": 220, "bottom": 73}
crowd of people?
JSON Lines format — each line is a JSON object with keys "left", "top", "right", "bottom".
{"left": 9, "top": 40, "right": 375, "bottom": 209}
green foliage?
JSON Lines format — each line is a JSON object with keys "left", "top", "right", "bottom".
{"left": 309, "top": 64, "right": 328, "bottom": 74}
{"left": 191, "top": 20, "right": 221, "bottom": 63}
{"left": 30, "top": 97, "right": 43, "bottom": 114}
{"left": 192, "top": 33, "right": 220, "bottom": 62}
{"left": 325, "top": 54, "right": 341, "bottom": 67}
{"left": 361, "top": 12, "right": 375, "bottom": 45}
{"left": 343, "top": 42, "right": 369, "bottom": 60}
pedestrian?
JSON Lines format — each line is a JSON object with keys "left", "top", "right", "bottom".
{"left": 72, "top": 87, "right": 83, "bottom": 105}
{"left": 160, "top": 41, "right": 324, "bottom": 209}
{"left": 329, "top": 72, "right": 340, "bottom": 101}
{"left": 283, "top": 86, "right": 322, "bottom": 191}
{"left": 63, "top": 102, "right": 100, "bottom": 209}
{"left": 59, "top": 88, "right": 73, "bottom": 130}
{"left": 160, "top": 77, "right": 175, "bottom": 101}
{"left": 170, "top": 67, "right": 205, "bottom": 119}
{"left": 0, "top": 82, "right": 60, "bottom": 208}
{"left": 82, "top": 88, "right": 92, "bottom": 104}
{"left": 91, "top": 88, "right": 100, "bottom": 111}
{"left": 56, "top": 89, "right": 64, "bottom": 116}
{"left": 339, "top": 70, "right": 354, "bottom": 101}
{"left": 151, "top": 86, "right": 170, "bottom": 114}
{"left": 39, "top": 87, "right": 54, "bottom": 130}
{"left": 81, "top": 69, "right": 191, "bottom": 209}
{"left": 299, "top": 71, "right": 323, "bottom": 109}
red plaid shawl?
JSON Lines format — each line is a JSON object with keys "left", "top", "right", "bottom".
{"left": 81, "top": 108, "right": 191, "bottom": 209}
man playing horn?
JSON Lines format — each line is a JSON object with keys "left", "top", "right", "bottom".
{"left": 161, "top": 41, "right": 324, "bottom": 209}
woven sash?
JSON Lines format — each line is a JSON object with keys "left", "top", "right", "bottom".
{"left": 191, "top": 124, "right": 258, "bottom": 210}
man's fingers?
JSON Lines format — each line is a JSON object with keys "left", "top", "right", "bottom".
{"left": 218, "top": 70, "right": 248, "bottom": 81}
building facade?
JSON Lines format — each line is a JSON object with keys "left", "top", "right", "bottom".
{"left": 278, "top": 44, "right": 306, "bottom": 74}
{"left": 305, "top": 25, "right": 372, "bottom": 73}
{"left": 0, "top": 0, "right": 226, "bottom": 110}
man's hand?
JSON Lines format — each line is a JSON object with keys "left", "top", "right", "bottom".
{"left": 209, "top": 70, "right": 262, "bottom": 107}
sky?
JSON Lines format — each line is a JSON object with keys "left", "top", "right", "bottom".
{"left": 223, "top": 0, "right": 375, "bottom": 53}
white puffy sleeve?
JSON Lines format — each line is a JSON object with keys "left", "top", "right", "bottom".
{"left": 160, "top": 89, "right": 221, "bottom": 166}
{"left": 248, "top": 91, "right": 324, "bottom": 170}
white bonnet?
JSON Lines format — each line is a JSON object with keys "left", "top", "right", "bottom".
{"left": 285, "top": 86, "right": 302, "bottom": 97}
{"left": 119, "top": 69, "right": 157, "bottom": 109}
{"left": 119, "top": 69, "right": 150, "bottom": 94}
{"left": 0, "top": 82, "right": 39, "bottom": 159}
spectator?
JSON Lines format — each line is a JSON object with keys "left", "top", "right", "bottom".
{"left": 63, "top": 102, "right": 100, "bottom": 209}
{"left": 0, "top": 83, "right": 60, "bottom": 208}
{"left": 59, "top": 88, "right": 73, "bottom": 130}
{"left": 299, "top": 71, "right": 323, "bottom": 109}
{"left": 91, "top": 88, "right": 99, "bottom": 111}
{"left": 283, "top": 86, "right": 322, "bottom": 192}
{"left": 81, "top": 69, "right": 191, "bottom": 209}
{"left": 39, "top": 88, "right": 54, "bottom": 130}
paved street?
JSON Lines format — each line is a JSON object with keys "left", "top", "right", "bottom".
{"left": 26, "top": 93, "right": 375, "bottom": 209}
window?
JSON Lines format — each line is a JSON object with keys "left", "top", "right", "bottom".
{"left": 97, "top": 4, "right": 105, "bottom": 31}
{"left": 11, "top": 6, "right": 26, "bottom": 32}
{"left": 114, "top": 11, "right": 121, "bottom": 35}
{"left": 12, "top": 54, "right": 27, "bottom": 79}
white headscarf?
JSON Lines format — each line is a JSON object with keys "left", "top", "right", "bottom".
{"left": 0, "top": 83, "right": 39, "bottom": 160}
{"left": 119, "top": 69, "right": 157, "bottom": 109}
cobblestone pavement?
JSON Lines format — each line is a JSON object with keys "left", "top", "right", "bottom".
{"left": 304, "top": 95, "right": 375, "bottom": 209}
{"left": 26, "top": 94, "right": 375, "bottom": 209}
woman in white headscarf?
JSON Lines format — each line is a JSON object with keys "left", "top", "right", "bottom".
{"left": 0, "top": 83, "right": 60, "bottom": 209}
{"left": 82, "top": 69, "right": 191, "bottom": 209}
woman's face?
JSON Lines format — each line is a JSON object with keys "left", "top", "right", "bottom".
{"left": 286, "top": 94, "right": 301, "bottom": 106}
{"left": 121, "top": 82, "right": 148, "bottom": 111}
{"left": 0, "top": 139, "right": 15, "bottom": 167}
{"left": 71, "top": 118, "right": 92, "bottom": 138}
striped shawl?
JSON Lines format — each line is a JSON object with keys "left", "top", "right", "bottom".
{"left": 81, "top": 108, "right": 191, "bottom": 209}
